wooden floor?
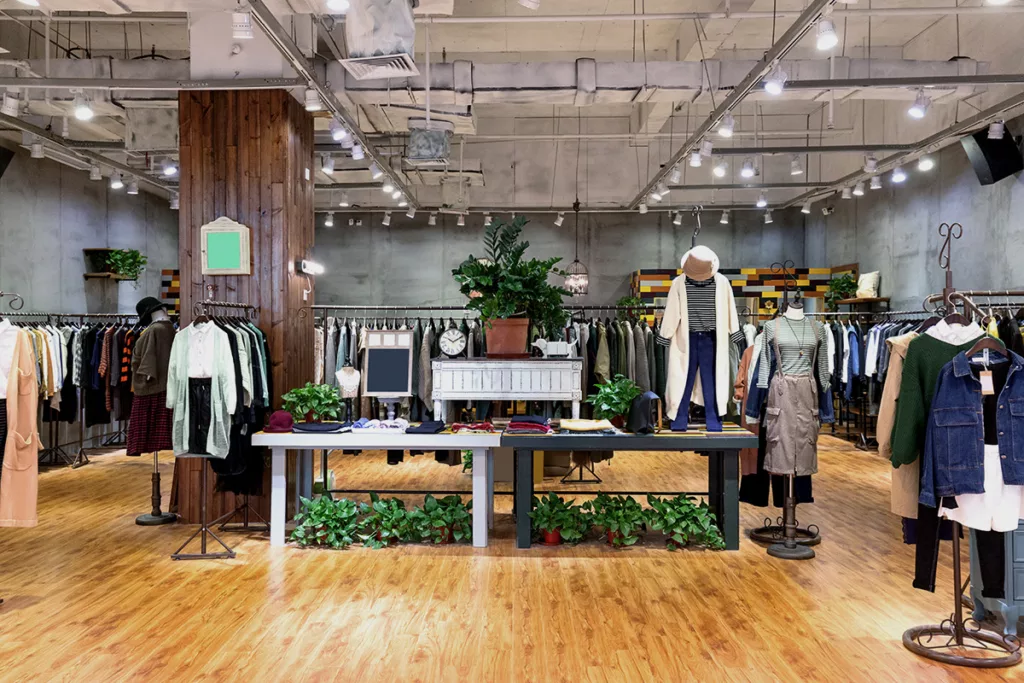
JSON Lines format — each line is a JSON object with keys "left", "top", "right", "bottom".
{"left": 0, "top": 437, "right": 1019, "bottom": 682}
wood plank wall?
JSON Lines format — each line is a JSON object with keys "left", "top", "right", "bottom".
{"left": 173, "top": 89, "right": 315, "bottom": 523}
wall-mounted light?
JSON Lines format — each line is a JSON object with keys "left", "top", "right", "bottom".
{"left": 299, "top": 259, "right": 325, "bottom": 275}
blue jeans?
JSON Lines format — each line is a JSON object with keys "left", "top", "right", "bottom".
{"left": 671, "top": 331, "right": 722, "bottom": 432}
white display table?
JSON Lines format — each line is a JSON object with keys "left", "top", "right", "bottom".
{"left": 431, "top": 358, "right": 584, "bottom": 418}
{"left": 251, "top": 431, "right": 503, "bottom": 548}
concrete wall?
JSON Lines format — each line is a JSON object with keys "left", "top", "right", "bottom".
{"left": 313, "top": 209, "right": 807, "bottom": 306}
{"left": 0, "top": 148, "right": 179, "bottom": 314}
{"left": 803, "top": 121, "right": 1024, "bottom": 310}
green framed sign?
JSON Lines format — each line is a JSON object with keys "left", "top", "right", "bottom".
{"left": 201, "top": 216, "right": 251, "bottom": 275}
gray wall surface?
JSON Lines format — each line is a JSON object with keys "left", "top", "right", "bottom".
{"left": 804, "top": 121, "right": 1024, "bottom": 310}
{"left": 0, "top": 148, "right": 179, "bottom": 314}
{"left": 312, "top": 209, "right": 808, "bottom": 306}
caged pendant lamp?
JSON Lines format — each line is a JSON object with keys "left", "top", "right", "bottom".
{"left": 564, "top": 199, "right": 589, "bottom": 297}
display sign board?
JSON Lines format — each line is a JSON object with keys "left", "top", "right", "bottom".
{"left": 363, "top": 330, "right": 414, "bottom": 398}
{"left": 200, "top": 216, "right": 251, "bottom": 275}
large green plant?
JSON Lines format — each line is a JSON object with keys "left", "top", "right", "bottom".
{"left": 825, "top": 273, "right": 858, "bottom": 311}
{"left": 409, "top": 494, "right": 473, "bottom": 544}
{"left": 616, "top": 295, "right": 646, "bottom": 323}
{"left": 290, "top": 496, "right": 366, "bottom": 549}
{"left": 359, "top": 493, "right": 414, "bottom": 549}
{"left": 106, "top": 248, "right": 148, "bottom": 283}
{"left": 589, "top": 493, "right": 646, "bottom": 547}
{"left": 530, "top": 492, "right": 593, "bottom": 544}
{"left": 281, "top": 382, "right": 342, "bottom": 422}
{"left": 645, "top": 494, "right": 725, "bottom": 551}
{"left": 586, "top": 374, "right": 642, "bottom": 421}
{"left": 452, "top": 216, "right": 570, "bottom": 337}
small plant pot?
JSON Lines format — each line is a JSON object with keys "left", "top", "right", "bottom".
{"left": 484, "top": 318, "right": 530, "bottom": 357}
{"left": 607, "top": 530, "right": 623, "bottom": 546}
{"left": 437, "top": 527, "right": 453, "bottom": 544}
{"left": 542, "top": 529, "right": 562, "bottom": 546}
{"left": 666, "top": 538, "right": 686, "bottom": 550}
{"left": 610, "top": 415, "right": 626, "bottom": 429}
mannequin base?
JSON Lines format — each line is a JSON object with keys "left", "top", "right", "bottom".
{"left": 136, "top": 512, "right": 177, "bottom": 526}
{"left": 767, "top": 542, "right": 816, "bottom": 560}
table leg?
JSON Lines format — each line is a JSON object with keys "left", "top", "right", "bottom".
{"left": 515, "top": 448, "right": 534, "bottom": 549}
{"left": 433, "top": 400, "right": 444, "bottom": 419}
{"left": 709, "top": 450, "right": 740, "bottom": 551}
{"left": 486, "top": 448, "right": 495, "bottom": 530}
{"left": 271, "top": 447, "right": 287, "bottom": 547}
{"left": 571, "top": 400, "right": 580, "bottom": 419}
{"left": 472, "top": 448, "right": 488, "bottom": 548}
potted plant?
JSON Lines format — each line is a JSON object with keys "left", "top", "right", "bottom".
{"left": 530, "top": 492, "right": 593, "bottom": 546}
{"left": 290, "top": 496, "right": 367, "bottom": 549}
{"left": 586, "top": 374, "right": 642, "bottom": 428}
{"left": 452, "top": 216, "right": 570, "bottom": 356}
{"left": 616, "top": 295, "right": 646, "bottom": 324}
{"left": 281, "top": 382, "right": 342, "bottom": 423}
{"left": 589, "top": 493, "right": 647, "bottom": 547}
{"left": 106, "top": 248, "right": 148, "bottom": 284}
{"left": 359, "top": 493, "right": 414, "bottom": 549}
{"left": 825, "top": 273, "right": 858, "bottom": 311}
{"left": 646, "top": 494, "right": 726, "bottom": 551}
{"left": 409, "top": 494, "right": 473, "bottom": 544}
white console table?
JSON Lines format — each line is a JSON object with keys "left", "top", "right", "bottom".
{"left": 431, "top": 358, "right": 584, "bottom": 419}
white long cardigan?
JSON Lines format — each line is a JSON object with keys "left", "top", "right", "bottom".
{"left": 660, "top": 252, "right": 740, "bottom": 420}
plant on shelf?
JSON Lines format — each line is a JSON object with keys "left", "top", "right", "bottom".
{"left": 290, "top": 496, "right": 367, "bottom": 549}
{"left": 409, "top": 494, "right": 473, "bottom": 544}
{"left": 281, "top": 382, "right": 342, "bottom": 423}
{"left": 616, "top": 295, "right": 646, "bottom": 324}
{"left": 451, "top": 216, "right": 569, "bottom": 351}
{"left": 825, "top": 273, "right": 858, "bottom": 311}
{"left": 359, "top": 493, "right": 414, "bottom": 549}
{"left": 645, "top": 494, "right": 726, "bottom": 551}
{"left": 106, "top": 248, "right": 148, "bottom": 284}
{"left": 530, "top": 492, "right": 593, "bottom": 546}
{"left": 586, "top": 374, "right": 642, "bottom": 427}
{"left": 589, "top": 493, "right": 647, "bottom": 547}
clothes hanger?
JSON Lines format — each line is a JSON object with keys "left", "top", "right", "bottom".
{"left": 966, "top": 333, "right": 1006, "bottom": 362}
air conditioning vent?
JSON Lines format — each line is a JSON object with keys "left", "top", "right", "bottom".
{"left": 339, "top": 54, "right": 419, "bottom": 81}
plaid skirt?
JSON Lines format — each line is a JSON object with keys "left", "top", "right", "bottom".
{"left": 126, "top": 391, "right": 172, "bottom": 456}
{"left": 0, "top": 399, "right": 7, "bottom": 470}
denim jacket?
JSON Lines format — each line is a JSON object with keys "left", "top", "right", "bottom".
{"left": 920, "top": 350, "right": 1024, "bottom": 508}
{"left": 744, "top": 355, "right": 835, "bottom": 424}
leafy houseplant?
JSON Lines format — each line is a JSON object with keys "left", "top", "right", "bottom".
{"left": 106, "top": 248, "right": 148, "bottom": 285}
{"left": 281, "top": 382, "right": 342, "bottom": 423}
{"left": 530, "top": 493, "right": 592, "bottom": 545}
{"left": 616, "top": 295, "right": 646, "bottom": 324}
{"left": 646, "top": 494, "right": 726, "bottom": 551}
{"left": 290, "top": 496, "right": 367, "bottom": 549}
{"left": 589, "top": 493, "right": 647, "bottom": 547}
{"left": 825, "top": 273, "right": 858, "bottom": 311}
{"left": 452, "top": 216, "right": 570, "bottom": 353}
{"left": 359, "top": 493, "right": 414, "bottom": 549}
{"left": 586, "top": 374, "right": 642, "bottom": 427}
{"left": 409, "top": 494, "right": 473, "bottom": 544}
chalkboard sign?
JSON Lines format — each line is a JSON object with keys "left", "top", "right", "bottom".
{"left": 362, "top": 330, "right": 414, "bottom": 398}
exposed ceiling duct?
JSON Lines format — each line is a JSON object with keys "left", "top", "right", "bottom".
{"left": 341, "top": 0, "right": 419, "bottom": 80}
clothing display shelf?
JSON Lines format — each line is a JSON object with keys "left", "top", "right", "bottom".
{"left": 902, "top": 222, "right": 1021, "bottom": 668}
{"left": 1, "top": 310, "right": 139, "bottom": 469}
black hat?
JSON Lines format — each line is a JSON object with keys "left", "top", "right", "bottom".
{"left": 136, "top": 297, "right": 168, "bottom": 324}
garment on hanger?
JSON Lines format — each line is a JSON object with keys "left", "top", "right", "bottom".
{"left": 875, "top": 331, "right": 920, "bottom": 519}
{"left": 733, "top": 344, "right": 759, "bottom": 476}
{"left": 127, "top": 319, "right": 175, "bottom": 457}
{"left": 632, "top": 322, "right": 649, "bottom": 392}
{"left": 0, "top": 318, "right": 41, "bottom": 527}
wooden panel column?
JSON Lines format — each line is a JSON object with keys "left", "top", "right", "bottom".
{"left": 173, "top": 89, "right": 315, "bottom": 523}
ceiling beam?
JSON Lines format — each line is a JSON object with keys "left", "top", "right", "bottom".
{"left": 0, "top": 77, "right": 305, "bottom": 91}
{"left": 627, "top": 0, "right": 837, "bottom": 208}
{"left": 784, "top": 74, "right": 1024, "bottom": 90}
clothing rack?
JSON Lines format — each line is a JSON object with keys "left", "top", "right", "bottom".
{"left": 902, "top": 223, "right": 1021, "bottom": 668}
{"left": 193, "top": 300, "right": 258, "bottom": 318}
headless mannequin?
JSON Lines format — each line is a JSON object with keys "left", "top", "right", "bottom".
{"left": 150, "top": 309, "right": 170, "bottom": 324}
{"left": 783, "top": 299, "right": 805, "bottom": 321}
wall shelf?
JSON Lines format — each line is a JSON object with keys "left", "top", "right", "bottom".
{"left": 83, "top": 273, "right": 135, "bottom": 282}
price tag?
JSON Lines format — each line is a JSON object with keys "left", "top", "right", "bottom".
{"left": 980, "top": 370, "right": 995, "bottom": 395}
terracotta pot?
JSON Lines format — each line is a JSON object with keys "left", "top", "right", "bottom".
{"left": 437, "top": 527, "right": 453, "bottom": 544}
{"left": 610, "top": 415, "right": 626, "bottom": 429}
{"left": 484, "top": 318, "right": 530, "bottom": 357}
{"left": 607, "top": 530, "right": 623, "bottom": 546}
{"left": 542, "top": 529, "right": 562, "bottom": 546}
{"left": 303, "top": 410, "right": 320, "bottom": 424}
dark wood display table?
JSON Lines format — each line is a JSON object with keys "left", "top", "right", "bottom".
{"left": 501, "top": 426, "right": 758, "bottom": 550}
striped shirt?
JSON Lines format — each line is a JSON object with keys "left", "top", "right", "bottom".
{"left": 757, "top": 317, "right": 830, "bottom": 390}
{"left": 685, "top": 277, "right": 717, "bottom": 332}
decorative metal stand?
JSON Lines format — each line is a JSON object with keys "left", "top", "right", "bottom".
{"left": 136, "top": 452, "right": 176, "bottom": 526}
{"left": 171, "top": 461, "right": 236, "bottom": 561}
{"left": 763, "top": 474, "right": 817, "bottom": 560}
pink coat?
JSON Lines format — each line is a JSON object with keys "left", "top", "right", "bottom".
{"left": 0, "top": 329, "right": 41, "bottom": 527}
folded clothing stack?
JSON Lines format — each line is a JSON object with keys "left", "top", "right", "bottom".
{"left": 451, "top": 422, "right": 496, "bottom": 433}
{"left": 352, "top": 417, "right": 410, "bottom": 432}
{"left": 505, "top": 415, "right": 552, "bottom": 434}
{"left": 406, "top": 421, "right": 446, "bottom": 434}
{"left": 559, "top": 418, "right": 618, "bottom": 435}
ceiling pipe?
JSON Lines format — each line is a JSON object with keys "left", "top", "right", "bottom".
{"left": 314, "top": 204, "right": 779, "bottom": 214}
{"left": 784, "top": 74, "right": 1024, "bottom": 90}
{"left": 679, "top": 144, "right": 915, "bottom": 156}
{"left": 0, "top": 12, "right": 185, "bottom": 23}
{"left": 668, "top": 182, "right": 832, "bottom": 190}
{"left": 628, "top": 0, "right": 837, "bottom": 208}
{"left": 0, "top": 77, "right": 306, "bottom": 91}
{"left": 246, "top": 0, "right": 418, "bottom": 209}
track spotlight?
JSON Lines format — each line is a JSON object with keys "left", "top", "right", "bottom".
{"left": 329, "top": 119, "right": 349, "bottom": 141}
{"left": 816, "top": 18, "right": 839, "bottom": 51}
{"left": 718, "top": 112, "right": 735, "bottom": 138}
{"left": 907, "top": 91, "right": 931, "bottom": 119}
{"left": 638, "top": 202, "right": 648, "bottom": 215}
{"left": 457, "top": 214, "right": 465, "bottom": 227}
{"left": 649, "top": 190, "right": 663, "bottom": 203}
{"left": 324, "top": 212, "right": 334, "bottom": 227}
{"left": 712, "top": 160, "right": 727, "bottom": 178}
{"left": 16, "top": 0, "right": 40, "bottom": 6}
{"left": 370, "top": 162, "right": 384, "bottom": 179}
{"left": 162, "top": 159, "right": 178, "bottom": 177}
{"left": 891, "top": 166, "right": 907, "bottom": 183}
{"left": 326, "top": 0, "right": 350, "bottom": 11}
{"left": 700, "top": 139, "right": 714, "bottom": 158}
{"left": 790, "top": 156, "right": 803, "bottom": 176}
{"left": 30, "top": 141, "right": 44, "bottom": 159}
{"left": 110, "top": 174, "right": 124, "bottom": 190}
{"left": 720, "top": 210, "right": 730, "bottom": 225}
{"left": 406, "top": 208, "right": 416, "bottom": 219}
{"left": 232, "top": 11, "right": 254, "bottom": 40}
{"left": 689, "top": 151, "right": 702, "bottom": 168}
{"left": 484, "top": 213, "right": 492, "bottom": 227}
{"left": 673, "top": 212, "right": 682, "bottom": 226}
{"left": 339, "top": 192, "right": 350, "bottom": 207}
{"left": 669, "top": 165, "right": 682, "bottom": 184}
{"left": 801, "top": 202, "right": 811, "bottom": 214}
{"left": 989, "top": 120, "right": 1006, "bottom": 140}
{"left": 1, "top": 91, "right": 18, "bottom": 118}
{"left": 853, "top": 181, "right": 865, "bottom": 196}
{"left": 764, "top": 209, "right": 773, "bottom": 224}
{"left": 519, "top": 0, "right": 540, "bottom": 8}
{"left": 428, "top": 212, "right": 437, "bottom": 226}
{"left": 764, "top": 66, "right": 787, "bottom": 96}
{"left": 398, "top": 198, "right": 408, "bottom": 207}
{"left": 321, "top": 155, "right": 335, "bottom": 174}
{"left": 917, "top": 156, "right": 935, "bottom": 172}
{"left": 841, "top": 186, "right": 852, "bottom": 199}
{"left": 351, "top": 144, "right": 364, "bottom": 161}
{"left": 740, "top": 158, "right": 756, "bottom": 178}
{"left": 863, "top": 155, "right": 878, "bottom": 173}
{"left": 656, "top": 182, "right": 670, "bottom": 198}
{"left": 391, "top": 189, "right": 402, "bottom": 200}
{"left": 304, "top": 87, "right": 322, "bottom": 112}
{"left": 870, "top": 175, "right": 882, "bottom": 190}
{"left": 72, "top": 94, "right": 93, "bottom": 121}
{"left": 170, "top": 194, "right": 180, "bottom": 210}
{"left": 89, "top": 164, "right": 102, "bottom": 181}
{"left": 756, "top": 193, "right": 767, "bottom": 208}
{"left": 127, "top": 178, "right": 139, "bottom": 195}
{"left": 554, "top": 212, "right": 565, "bottom": 227}
{"left": 382, "top": 211, "right": 392, "bottom": 226}
{"left": 382, "top": 182, "right": 395, "bottom": 194}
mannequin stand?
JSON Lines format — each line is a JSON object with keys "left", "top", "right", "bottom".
{"left": 766, "top": 475, "right": 816, "bottom": 560}
{"left": 561, "top": 457, "right": 602, "bottom": 484}
{"left": 217, "top": 494, "right": 270, "bottom": 532}
{"left": 171, "top": 461, "right": 235, "bottom": 560}
{"left": 136, "top": 452, "right": 176, "bottom": 526}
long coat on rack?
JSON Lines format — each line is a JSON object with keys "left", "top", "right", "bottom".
{"left": 0, "top": 326, "right": 41, "bottom": 527}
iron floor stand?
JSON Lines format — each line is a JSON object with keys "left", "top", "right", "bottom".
{"left": 748, "top": 473, "right": 821, "bottom": 548}
{"left": 560, "top": 456, "right": 602, "bottom": 484}
{"left": 171, "top": 461, "right": 236, "bottom": 560}
{"left": 766, "top": 475, "right": 816, "bottom": 560}
{"left": 136, "top": 452, "right": 176, "bottom": 526}
{"left": 217, "top": 493, "right": 269, "bottom": 533}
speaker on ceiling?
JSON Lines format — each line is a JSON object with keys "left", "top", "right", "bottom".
{"left": 960, "top": 123, "right": 1023, "bottom": 185}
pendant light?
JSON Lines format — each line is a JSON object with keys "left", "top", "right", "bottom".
{"left": 564, "top": 199, "right": 589, "bottom": 297}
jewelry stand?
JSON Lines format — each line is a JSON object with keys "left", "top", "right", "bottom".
{"left": 136, "top": 452, "right": 176, "bottom": 526}
{"left": 171, "top": 460, "right": 236, "bottom": 560}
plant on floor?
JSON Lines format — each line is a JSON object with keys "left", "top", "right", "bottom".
{"left": 589, "top": 493, "right": 647, "bottom": 547}
{"left": 281, "top": 382, "right": 342, "bottom": 423}
{"left": 359, "top": 493, "right": 414, "bottom": 549}
{"left": 106, "top": 248, "right": 148, "bottom": 284}
{"left": 825, "top": 273, "right": 858, "bottom": 311}
{"left": 290, "top": 496, "right": 367, "bottom": 549}
{"left": 451, "top": 216, "right": 570, "bottom": 336}
{"left": 616, "top": 295, "right": 646, "bottom": 324}
{"left": 645, "top": 494, "right": 725, "bottom": 551}
{"left": 462, "top": 449, "right": 473, "bottom": 472}
{"left": 530, "top": 492, "right": 592, "bottom": 545}
{"left": 409, "top": 494, "right": 473, "bottom": 544}
{"left": 586, "top": 374, "right": 642, "bottom": 423}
